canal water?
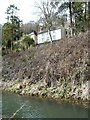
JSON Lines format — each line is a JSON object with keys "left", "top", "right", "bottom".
{"left": 0, "top": 92, "right": 2, "bottom": 119}
{"left": 2, "top": 92, "right": 88, "bottom": 118}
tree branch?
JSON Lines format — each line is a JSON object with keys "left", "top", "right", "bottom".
{"left": 10, "top": 104, "right": 25, "bottom": 118}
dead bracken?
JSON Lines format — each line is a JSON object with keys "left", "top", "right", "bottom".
{"left": 2, "top": 31, "right": 90, "bottom": 108}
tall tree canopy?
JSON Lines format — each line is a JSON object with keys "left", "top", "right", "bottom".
{"left": 52, "top": 0, "right": 89, "bottom": 35}
{"left": 2, "top": 23, "right": 13, "bottom": 49}
{"left": 35, "top": 0, "right": 66, "bottom": 42}
{"left": 2, "top": 4, "right": 22, "bottom": 50}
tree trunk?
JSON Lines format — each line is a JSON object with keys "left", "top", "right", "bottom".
{"left": 11, "top": 40, "right": 13, "bottom": 51}
{"left": 84, "top": 2, "right": 87, "bottom": 21}
{"left": 48, "top": 28, "right": 52, "bottom": 44}
{"left": 84, "top": 2, "right": 87, "bottom": 30}
{"left": 69, "top": 1, "right": 73, "bottom": 36}
{"left": 88, "top": 1, "right": 90, "bottom": 30}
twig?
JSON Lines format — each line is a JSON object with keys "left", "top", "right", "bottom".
{"left": 10, "top": 104, "right": 25, "bottom": 119}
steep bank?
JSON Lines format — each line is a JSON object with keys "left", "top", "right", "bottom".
{"left": 2, "top": 31, "right": 90, "bottom": 107}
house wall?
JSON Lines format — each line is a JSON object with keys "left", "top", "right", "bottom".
{"left": 61, "top": 27, "right": 65, "bottom": 38}
{"left": 30, "top": 32, "right": 37, "bottom": 44}
{"left": 37, "top": 29, "right": 61, "bottom": 44}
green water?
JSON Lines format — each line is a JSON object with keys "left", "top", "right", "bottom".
{"left": 0, "top": 92, "right": 2, "bottom": 119}
{"left": 2, "top": 92, "right": 88, "bottom": 118}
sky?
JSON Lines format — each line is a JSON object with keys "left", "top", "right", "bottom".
{"left": 0, "top": 0, "right": 40, "bottom": 25}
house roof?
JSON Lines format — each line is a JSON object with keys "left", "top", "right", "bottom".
{"left": 38, "top": 26, "right": 63, "bottom": 35}
{"left": 30, "top": 31, "right": 37, "bottom": 36}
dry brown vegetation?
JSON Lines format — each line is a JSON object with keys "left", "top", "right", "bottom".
{"left": 2, "top": 31, "right": 89, "bottom": 87}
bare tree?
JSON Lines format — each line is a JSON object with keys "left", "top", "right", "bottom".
{"left": 35, "top": 0, "right": 59, "bottom": 43}
{"left": 21, "top": 21, "right": 39, "bottom": 34}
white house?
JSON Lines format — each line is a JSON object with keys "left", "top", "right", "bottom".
{"left": 30, "top": 31, "right": 37, "bottom": 44}
{"left": 30, "top": 27, "right": 71, "bottom": 45}
{"left": 37, "top": 28, "right": 62, "bottom": 44}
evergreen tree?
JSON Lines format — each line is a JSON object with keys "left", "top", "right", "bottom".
{"left": 2, "top": 22, "right": 13, "bottom": 49}
{"left": 56, "top": 1, "right": 89, "bottom": 35}
{"left": 3, "top": 4, "right": 22, "bottom": 51}
{"left": 88, "top": 1, "right": 90, "bottom": 30}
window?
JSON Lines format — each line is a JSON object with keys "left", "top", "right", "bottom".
{"left": 47, "top": 36, "right": 49, "bottom": 40}
{"left": 53, "top": 31, "right": 56, "bottom": 34}
{"left": 42, "top": 34, "right": 44, "bottom": 37}
{"left": 53, "top": 35, "right": 56, "bottom": 39}
{"left": 52, "top": 31, "right": 56, "bottom": 40}
{"left": 41, "top": 33, "right": 45, "bottom": 41}
{"left": 42, "top": 37, "right": 44, "bottom": 41}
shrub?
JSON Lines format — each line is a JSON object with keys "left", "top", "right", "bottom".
{"left": 22, "top": 35, "right": 35, "bottom": 48}
{"left": 14, "top": 34, "right": 35, "bottom": 51}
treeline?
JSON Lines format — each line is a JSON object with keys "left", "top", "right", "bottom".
{"left": 36, "top": 0, "right": 90, "bottom": 35}
{"left": 2, "top": 5, "right": 22, "bottom": 51}
{"left": 2, "top": 5, "right": 36, "bottom": 52}
{"left": 2, "top": 1, "right": 90, "bottom": 52}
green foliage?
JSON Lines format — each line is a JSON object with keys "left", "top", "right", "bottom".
{"left": 72, "top": 2, "right": 85, "bottom": 33}
{"left": 75, "top": 71, "right": 81, "bottom": 81}
{"left": 2, "top": 22, "right": 13, "bottom": 49}
{"left": 3, "top": 4, "right": 22, "bottom": 51}
{"left": 52, "top": 1, "right": 89, "bottom": 35}
{"left": 22, "top": 35, "right": 35, "bottom": 47}
{"left": 88, "top": 1, "right": 90, "bottom": 29}
{"left": 14, "top": 34, "right": 35, "bottom": 51}
{"left": 44, "top": 41, "right": 49, "bottom": 44}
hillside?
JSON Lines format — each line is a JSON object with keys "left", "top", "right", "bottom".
{"left": 2, "top": 31, "right": 89, "bottom": 107}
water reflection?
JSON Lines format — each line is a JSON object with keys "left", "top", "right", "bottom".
{"left": 2, "top": 92, "right": 88, "bottom": 118}
{"left": 0, "top": 92, "right": 2, "bottom": 119}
